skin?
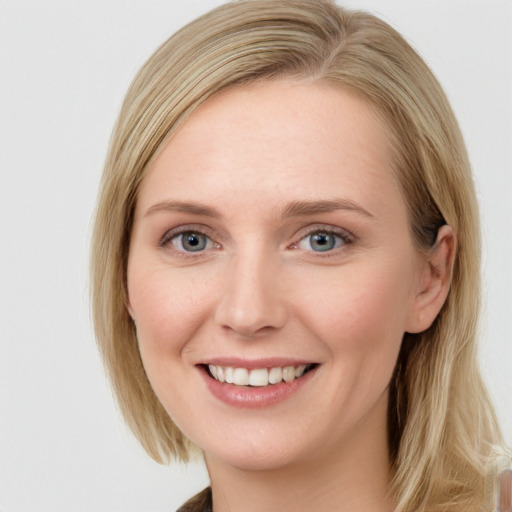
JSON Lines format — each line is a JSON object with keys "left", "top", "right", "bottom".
{"left": 127, "top": 80, "right": 454, "bottom": 512}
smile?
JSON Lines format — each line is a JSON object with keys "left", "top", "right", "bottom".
{"left": 200, "top": 361, "right": 319, "bottom": 408}
{"left": 207, "top": 364, "right": 315, "bottom": 387}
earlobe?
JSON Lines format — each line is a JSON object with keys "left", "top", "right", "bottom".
{"left": 406, "top": 225, "right": 456, "bottom": 334}
{"left": 126, "top": 303, "right": 138, "bottom": 331}
{"left": 126, "top": 298, "right": 135, "bottom": 320}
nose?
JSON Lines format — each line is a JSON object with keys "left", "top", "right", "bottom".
{"left": 213, "top": 250, "right": 288, "bottom": 338}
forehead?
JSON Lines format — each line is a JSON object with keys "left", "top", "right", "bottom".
{"left": 136, "top": 79, "right": 402, "bottom": 218}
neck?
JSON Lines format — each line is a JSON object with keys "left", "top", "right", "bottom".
{"left": 205, "top": 396, "right": 396, "bottom": 512}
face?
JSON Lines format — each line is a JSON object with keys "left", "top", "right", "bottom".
{"left": 127, "top": 80, "right": 429, "bottom": 472}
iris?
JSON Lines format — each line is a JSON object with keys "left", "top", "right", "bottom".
{"left": 309, "top": 232, "right": 338, "bottom": 252}
{"left": 178, "top": 232, "right": 208, "bottom": 252}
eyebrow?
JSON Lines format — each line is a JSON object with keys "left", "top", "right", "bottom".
{"left": 144, "top": 200, "right": 222, "bottom": 219}
{"left": 282, "top": 198, "right": 374, "bottom": 219}
{"left": 143, "top": 198, "right": 374, "bottom": 219}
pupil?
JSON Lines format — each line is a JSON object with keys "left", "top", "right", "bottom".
{"left": 183, "top": 232, "right": 206, "bottom": 251}
{"left": 187, "top": 235, "right": 199, "bottom": 246}
{"left": 311, "top": 233, "right": 335, "bottom": 251}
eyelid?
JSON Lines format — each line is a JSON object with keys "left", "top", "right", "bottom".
{"left": 158, "top": 224, "right": 220, "bottom": 250}
{"left": 157, "top": 223, "right": 354, "bottom": 255}
{"left": 289, "top": 224, "right": 355, "bottom": 250}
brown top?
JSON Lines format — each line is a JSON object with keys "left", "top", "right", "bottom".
{"left": 176, "top": 487, "right": 213, "bottom": 512}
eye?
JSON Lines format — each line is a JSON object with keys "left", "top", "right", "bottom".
{"left": 169, "top": 231, "right": 215, "bottom": 252}
{"left": 296, "top": 230, "right": 348, "bottom": 252}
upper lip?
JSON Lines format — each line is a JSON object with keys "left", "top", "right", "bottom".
{"left": 197, "top": 357, "right": 318, "bottom": 369}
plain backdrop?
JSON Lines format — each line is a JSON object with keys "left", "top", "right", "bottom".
{"left": 0, "top": 1, "right": 511, "bottom": 510}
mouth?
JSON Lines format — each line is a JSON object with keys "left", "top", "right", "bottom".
{"left": 203, "top": 363, "right": 317, "bottom": 387}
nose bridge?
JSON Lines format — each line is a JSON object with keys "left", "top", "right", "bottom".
{"left": 214, "top": 242, "right": 287, "bottom": 337}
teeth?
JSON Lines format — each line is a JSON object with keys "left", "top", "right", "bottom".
{"left": 268, "top": 366, "right": 282, "bottom": 384}
{"left": 233, "top": 368, "right": 249, "bottom": 386}
{"left": 225, "top": 366, "right": 234, "bottom": 384}
{"left": 208, "top": 364, "right": 312, "bottom": 387}
{"left": 249, "top": 368, "right": 268, "bottom": 386}
{"left": 282, "top": 366, "right": 295, "bottom": 382}
{"left": 295, "top": 364, "right": 307, "bottom": 378}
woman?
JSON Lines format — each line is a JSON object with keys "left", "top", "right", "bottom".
{"left": 90, "top": 1, "right": 509, "bottom": 510}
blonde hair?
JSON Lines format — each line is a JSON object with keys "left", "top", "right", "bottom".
{"left": 90, "top": 1, "right": 506, "bottom": 510}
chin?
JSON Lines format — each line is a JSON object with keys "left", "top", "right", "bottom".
{"left": 199, "top": 422, "right": 331, "bottom": 474}
{"left": 205, "top": 444, "right": 301, "bottom": 473}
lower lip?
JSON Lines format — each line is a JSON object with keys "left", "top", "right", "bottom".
{"left": 199, "top": 366, "right": 317, "bottom": 409}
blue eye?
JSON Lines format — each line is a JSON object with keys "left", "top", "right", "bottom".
{"left": 171, "top": 231, "right": 211, "bottom": 252}
{"left": 298, "top": 231, "right": 346, "bottom": 252}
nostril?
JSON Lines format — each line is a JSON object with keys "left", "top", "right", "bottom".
{"left": 219, "top": 322, "right": 280, "bottom": 339}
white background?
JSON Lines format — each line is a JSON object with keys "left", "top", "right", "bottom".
{"left": 0, "top": 1, "right": 510, "bottom": 510}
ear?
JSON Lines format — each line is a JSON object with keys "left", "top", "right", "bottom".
{"left": 406, "top": 225, "right": 456, "bottom": 334}
{"left": 126, "top": 296, "right": 135, "bottom": 320}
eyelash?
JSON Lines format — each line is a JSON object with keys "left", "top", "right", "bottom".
{"left": 158, "top": 225, "right": 220, "bottom": 255}
{"left": 290, "top": 225, "right": 354, "bottom": 254}
{"left": 158, "top": 224, "right": 354, "bottom": 256}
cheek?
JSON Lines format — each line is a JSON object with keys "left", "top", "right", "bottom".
{"left": 294, "top": 259, "right": 413, "bottom": 358}
{"left": 127, "top": 262, "right": 216, "bottom": 358}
